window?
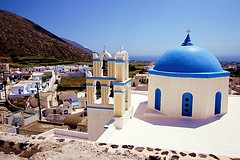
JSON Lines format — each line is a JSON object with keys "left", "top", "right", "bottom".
{"left": 182, "top": 92, "right": 193, "bottom": 117}
{"left": 155, "top": 88, "right": 161, "bottom": 111}
{"left": 94, "top": 81, "right": 102, "bottom": 104}
{"left": 102, "top": 56, "right": 108, "bottom": 76}
{"left": 215, "top": 92, "right": 222, "bottom": 115}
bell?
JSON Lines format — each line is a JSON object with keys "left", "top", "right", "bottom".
{"left": 109, "top": 85, "right": 114, "bottom": 97}
{"left": 109, "top": 90, "right": 114, "bottom": 97}
{"left": 96, "top": 89, "right": 101, "bottom": 95}
{"left": 102, "top": 60, "right": 107, "bottom": 70}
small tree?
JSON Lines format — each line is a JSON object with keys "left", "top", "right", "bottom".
{"left": 41, "top": 76, "right": 48, "bottom": 82}
{"left": 129, "top": 64, "right": 136, "bottom": 71}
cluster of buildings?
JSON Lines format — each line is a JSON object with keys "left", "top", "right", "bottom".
{"left": 0, "top": 63, "right": 90, "bottom": 134}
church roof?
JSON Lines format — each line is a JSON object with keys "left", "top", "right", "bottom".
{"left": 149, "top": 32, "right": 230, "bottom": 78}
{"left": 154, "top": 33, "right": 223, "bottom": 73}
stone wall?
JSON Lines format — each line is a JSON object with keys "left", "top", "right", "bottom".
{"left": 0, "top": 132, "right": 236, "bottom": 160}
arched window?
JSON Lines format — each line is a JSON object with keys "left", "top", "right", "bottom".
{"left": 182, "top": 92, "right": 193, "bottom": 117}
{"left": 95, "top": 81, "right": 102, "bottom": 104}
{"left": 215, "top": 92, "right": 222, "bottom": 115}
{"left": 155, "top": 88, "right": 161, "bottom": 111}
{"left": 101, "top": 56, "right": 108, "bottom": 76}
{"left": 109, "top": 81, "right": 114, "bottom": 105}
{"left": 125, "top": 84, "right": 129, "bottom": 110}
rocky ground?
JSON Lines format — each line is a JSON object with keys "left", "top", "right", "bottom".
{"left": 0, "top": 132, "right": 239, "bottom": 160}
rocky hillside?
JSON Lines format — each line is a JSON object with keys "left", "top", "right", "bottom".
{"left": 61, "top": 37, "right": 95, "bottom": 54}
{"left": 0, "top": 10, "right": 92, "bottom": 62}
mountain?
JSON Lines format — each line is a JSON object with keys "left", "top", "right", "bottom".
{"left": 0, "top": 10, "right": 92, "bottom": 62}
{"left": 61, "top": 37, "right": 96, "bottom": 54}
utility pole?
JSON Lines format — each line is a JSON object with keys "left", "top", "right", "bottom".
{"left": 36, "top": 83, "right": 41, "bottom": 120}
{"left": 2, "top": 71, "right": 7, "bottom": 101}
{"left": 2, "top": 71, "right": 9, "bottom": 109}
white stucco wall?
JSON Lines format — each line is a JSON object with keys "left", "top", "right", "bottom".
{"left": 148, "top": 74, "right": 229, "bottom": 119}
{"left": 11, "top": 86, "right": 24, "bottom": 95}
{"left": 87, "top": 108, "right": 114, "bottom": 141}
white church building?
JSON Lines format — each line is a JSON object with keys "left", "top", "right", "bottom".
{"left": 148, "top": 32, "right": 230, "bottom": 119}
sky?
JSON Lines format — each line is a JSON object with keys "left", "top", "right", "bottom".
{"left": 1, "top": 0, "right": 240, "bottom": 61}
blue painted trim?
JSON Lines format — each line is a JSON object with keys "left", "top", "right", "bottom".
{"left": 182, "top": 92, "right": 193, "bottom": 117}
{"left": 215, "top": 92, "right": 222, "bottom": 115}
{"left": 155, "top": 88, "right": 161, "bottom": 111}
{"left": 115, "top": 59, "right": 125, "bottom": 63}
{"left": 86, "top": 77, "right": 116, "bottom": 80}
{"left": 114, "top": 90, "right": 126, "bottom": 93}
{"left": 93, "top": 59, "right": 100, "bottom": 61}
{"left": 86, "top": 84, "right": 93, "bottom": 86}
{"left": 112, "top": 78, "right": 132, "bottom": 86}
{"left": 101, "top": 84, "right": 108, "bottom": 87}
{"left": 148, "top": 68, "right": 230, "bottom": 78}
{"left": 86, "top": 106, "right": 114, "bottom": 110}
{"left": 104, "top": 119, "right": 115, "bottom": 129}
{"left": 107, "top": 59, "right": 115, "bottom": 62}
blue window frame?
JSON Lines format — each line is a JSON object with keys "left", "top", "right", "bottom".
{"left": 215, "top": 92, "right": 222, "bottom": 115}
{"left": 155, "top": 88, "right": 161, "bottom": 111}
{"left": 182, "top": 92, "right": 193, "bottom": 117}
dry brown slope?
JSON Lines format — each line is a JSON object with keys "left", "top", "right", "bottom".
{"left": 0, "top": 10, "right": 92, "bottom": 62}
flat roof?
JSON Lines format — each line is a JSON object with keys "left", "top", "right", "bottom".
{"left": 14, "top": 80, "right": 40, "bottom": 86}
{"left": 98, "top": 91, "right": 240, "bottom": 158}
{"left": 20, "top": 121, "right": 69, "bottom": 133}
{"left": 33, "top": 72, "right": 44, "bottom": 76}
{"left": 61, "top": 91, "right": 76, "bottom": 95}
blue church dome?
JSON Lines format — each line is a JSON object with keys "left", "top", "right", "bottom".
{"left": 154, "top": 34, "right": 223, "bottom": 73}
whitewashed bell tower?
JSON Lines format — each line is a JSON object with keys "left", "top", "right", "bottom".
{"left": 86, "top": 46, "right": 133, "bottom": 141}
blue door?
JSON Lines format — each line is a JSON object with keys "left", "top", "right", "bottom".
{"left": 18, "top": 89, "right": 21, "bottom": 94}
{"left": 155, "top": 88, "right": 161, "bottom": 111}
{"left": 182, "top": 92, "right": 193, "bottom": 117}
{"left": 215, "top": 92, "right": 222, "bottom": 115}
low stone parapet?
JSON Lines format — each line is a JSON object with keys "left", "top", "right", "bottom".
{"left": 0, "top": 131, "right": 237, "bottom": 159}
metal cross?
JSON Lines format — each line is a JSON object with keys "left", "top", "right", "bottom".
{"left": 186, "top": 29, "right": 191, "bottom": 34}
{"left": 121, "top": 46, "right": 124, "bottom": 51}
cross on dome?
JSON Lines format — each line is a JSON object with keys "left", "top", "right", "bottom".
{"left": 103, "top": 45, "right": 107, "bottom": 52}
{"left": 181, "top": 29, "right": 194, "bottom": 46}
{"left": 121, "top": 46, "right": 124, "bottom": 51}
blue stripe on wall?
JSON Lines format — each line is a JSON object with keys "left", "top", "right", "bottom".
{"left": 115, "top": 59, "right": 126, "bottom": 63}
{"left": 107, "top": 59, "right": 115, "bottom": 61}
{"left": 86, "top": 77, "right": 116, "bottom": 80}
{"left": 114, "top": 90, "right": 126, "bottom": 93}
{"left": 148, "top": 69, "right": 230, "bottom": 78}
{"left": 86, "top": 106, "right": 114, "bottom": 110}
{"left": 112, "top": 78, "right": 132, "bottom": 86}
